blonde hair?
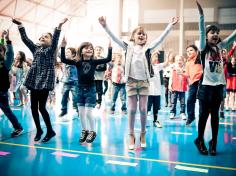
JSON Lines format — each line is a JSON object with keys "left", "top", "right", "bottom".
{"left": 130, "top": 26, "right": 147, "bottom": 42}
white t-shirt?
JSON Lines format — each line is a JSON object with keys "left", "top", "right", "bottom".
{"left": 149, "top": 63, "right": 165, "bottom": 95}
{"left": 129, "top": 45, "right": 147, "bottom": 80}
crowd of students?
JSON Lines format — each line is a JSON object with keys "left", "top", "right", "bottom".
{"left": 0, "top": 1, "right": 235, "bottom": 156}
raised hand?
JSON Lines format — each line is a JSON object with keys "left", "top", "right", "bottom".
{"left": 61, "top": 36, "right": 67, "bottom": 47}
{"left": 196, "top": 0, "right": 203, "bottom": 15}
{"left": 1, "top": 30, "right": 7, "bottom": 38}
{"left": 58, "top": 18, "right": 68, "bottom": 30}
{"left": 98, "top": 16, "right": 106, "bottom": 27}
{"left": 171, "top": 17, "right": 179, "bottom": 25}
{"left": 233, "top": 41, "right": 236, "bottom": 49}
{"left": 12, "top": 18, "right": 22, "bottom": 25}
{"left": 5, "top": 29, "right": 9, "bottom": 41}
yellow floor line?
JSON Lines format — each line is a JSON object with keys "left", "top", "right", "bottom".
{"left": 0, "top": 141, "right": 236, "bottom": 171}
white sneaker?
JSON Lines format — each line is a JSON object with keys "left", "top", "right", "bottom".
{"left": 153, "top": 121, "right": 162, "bottom": 128}
{"left": 180, "top": 113, "right": 187, "bottom": 120}
{"left": 169, "top": 113, "right": 175, "bottom": 119}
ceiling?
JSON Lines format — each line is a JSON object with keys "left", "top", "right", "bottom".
{"left": 0, "top": 0, "right": 88, "bottom": 53}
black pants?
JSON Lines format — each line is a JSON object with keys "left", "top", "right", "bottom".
{"left": 147, "top": 95, "right": 160, "bottom": 122}
{"left": 30, "top": 89, "right": 53, "bottom": 133}
{"left": 95, "top": 80, "right": 103, "bottom": 104}
{"left": 197, "top": 85, "right": 223, "bottom": 142}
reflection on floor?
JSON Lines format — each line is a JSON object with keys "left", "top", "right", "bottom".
{"left": 0, "top": 86, "right": 236, "bottom": 176}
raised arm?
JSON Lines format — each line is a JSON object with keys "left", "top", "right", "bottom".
{"left": 228, "top": 41, "right": 236, "bottom": 58}
{"left": 50, "top": 18, "right": 68, "bottom": 53}
{"left": 219, "top": 30, "right": 236, "bottom": 49}
{"left": 98, "top": 16, "right": 127, "bottom": 50}
{"left": 196, "top": 0, "right": 206, "bottom": 51}
{"left": 3, "top": 30, "right": 14, "bottom": 70}
{"left": 60, "top": 37, "right": 77, "bottom": 65}
{"left": 148, "top": 17, "right": 178, "bottom": 52}
{"left": 12, "top": 18, "right": 37, "bottom": 53}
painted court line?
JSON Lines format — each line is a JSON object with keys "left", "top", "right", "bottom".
{"left": 219, "top": 122, "right": 233, "bottom": 126}
{"left": 175, "top": 165, "right": 208, "bottom": 173}
{"left": 106, "top": 160, "right": 138, "bottom": 167}
{"left": 171, "top": 132, "right": 192, "bottom": 135}
{"left": 0, "top": 151, "right": 10, "bottom": 156}
{"left": 0, "top": 141, "right": 236, "bottom": 171}
{"left": 52, "top": 151, "right": 79, "bottom": 158}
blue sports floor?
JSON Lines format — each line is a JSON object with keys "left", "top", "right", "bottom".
{"left": 0, "top": 86, "right": 236, "bottom": 176}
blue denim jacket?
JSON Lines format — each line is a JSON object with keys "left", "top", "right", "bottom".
{"left": 61, "top": 64, "right": 78, "bottom": 83}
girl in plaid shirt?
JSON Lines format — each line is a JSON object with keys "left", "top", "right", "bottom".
{"left": 13, "top": 18, "right": 68, "bottom": 143}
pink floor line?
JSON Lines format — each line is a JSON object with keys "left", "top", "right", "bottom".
{"left": 0, "top": 151, "right": 11, "bottom": 156}
{"left": 51, "top": 151, "right": 79, "bottom": 158}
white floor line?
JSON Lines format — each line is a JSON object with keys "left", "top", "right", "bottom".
{"left": 171, "top": 132, "right": 192, "bottom": 135}
{"left": 175, "top": 165, "right": 208, "bottom": 173}
{"left": 106, "top": 160, "right": 138, "bottom": 167}
{"left": 219, "top": 122, "right": 233, "bottom": 126}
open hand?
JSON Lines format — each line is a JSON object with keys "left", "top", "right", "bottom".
{"left": 58, "top": 18, "right": 68, "bottom": 29}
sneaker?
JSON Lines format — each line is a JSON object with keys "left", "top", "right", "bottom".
{"left": 86, "top": 131, "right": 97, "bottom": 143}
{"left": 96, "top": 104, "right": 101, "bottom": 109}
{"left": 194, "top": 138, "right": 208, "bottom": 155}
{"left": 180, "top": 113, "right": 187, "bottom": 120}
{"left": 79, "top": 130, "right": 89, "bottom": 143}
{"left": 186, "top": 118, "right": 195, "bottom": 126}
{"left": 59, "top": 111, "right": 67, "bottom": 117}
{"left": 169, "top": 113, "right": 175, "bottom": 119}
{"left": 122, "top": 110, "right": 127, "bottom": 115}
{"left": 11, "top": 126, "right": 24, "bottom": 138}
{"left": 220, "top": 111, "right": 224, "bottom": 119}
{"left": 153, "top": 121, "right": 162, "bottom": 128}
{"left": 110, "top": 110, "right": 115, "bottom": 114}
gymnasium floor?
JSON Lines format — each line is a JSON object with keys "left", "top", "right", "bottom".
{"left": 0, "top": 86, "right": 236, "bottom": 176}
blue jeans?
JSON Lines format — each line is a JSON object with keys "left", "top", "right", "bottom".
{"left": 170, "top": 91, "right": 185, "bottom": 115}
{"left": 78, "top": 85, "right": 96, "bottom": 107}
{"left": 111, "top": 83, "right": 127, "bottom": 111}
{"left": 0, "top": 91, "right": 21, "bottom": 130}
{"left": 187, "top": 81, "right": 199, "bottom": 120}
{"left": 61, "top": 82, "right": 78, "bottom": 112}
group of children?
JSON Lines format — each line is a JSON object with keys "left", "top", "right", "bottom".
{"left": 0, "top": 1, "right": 235, "bottom": 156}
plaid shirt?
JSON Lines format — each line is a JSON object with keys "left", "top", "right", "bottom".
{"left": 19, "top": 27, "right": 60, "bottom": 90}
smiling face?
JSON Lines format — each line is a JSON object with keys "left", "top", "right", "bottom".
{"left": 186, "top": 46, "right": 198, "bottom": 58}
{"left": 81, "top": 45, "right": 94, "bottom": 60}
{"left": 207, "top": 30, "right": 220, "bottom": 45}
{"left": 130, "top": 27, "right": 147, "bottom": 46}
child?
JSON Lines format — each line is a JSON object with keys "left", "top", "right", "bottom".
{"left": 148, "top": 50, "right": 168, "bottom": 128}
{"left": 195, "top": 1, "right": 236, "bottom": 156}
{"left": 60, "top": 37, "right": 112, "bottom": 143}
{"left": 168, "top": 55, "right": 188, "bottom": 120}
{"left": 99, "top": 16, "right": 178, "bottom": 149}
{"left": 59, "top": 47, "right": 79, "bottom": 118}
{"left": 12, "top": 18, "right": 68, "bottom": 143}
{"left": 94, "top": 46, "right": 107, "bottom": 109}
{"left": 163, "top": 52, "right": 175, "bottom": 107}
{"left": 110, "top": 52, "right": 127, "bottom": 114}
{"left": 225, "top": 41, "right": 236, "bottom": 111}
{"left": 185, "top": 45, "right": 202, "bottom": 126}
{"left": 11, "top": 51, "right": 28, "bottom": 106}
{"left": 0, "top": 30, "right": 23, "bottom": 137}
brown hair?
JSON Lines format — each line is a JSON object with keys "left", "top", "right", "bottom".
{"left": 77, "top": 42, "right": 94, "bottom": 61}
